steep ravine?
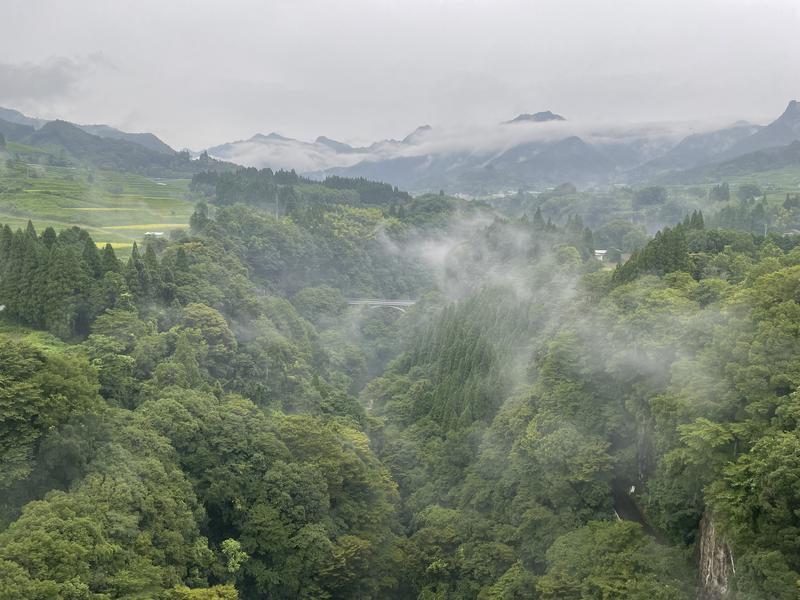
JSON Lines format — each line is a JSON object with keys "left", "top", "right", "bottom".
{"left": 613, "top": 484, "right": 733, "bottom": 598}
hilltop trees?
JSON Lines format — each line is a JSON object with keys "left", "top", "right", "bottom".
{"left": 633, "top": 186, "right": 668, "bottom": 209}
{"left": 709, "top": 182, "right": 730, "bottom": 202}
{"left": 612, "top": 224, "right": 690, "bottom": 284}
{"left": 191, "top": 168, "right": 411, "bottom": 211}
{"left": 737, "top": 183, "right": 762, "bottom": 201}
{"left": 0, "top": 224, "right": 181, "bottom": 338}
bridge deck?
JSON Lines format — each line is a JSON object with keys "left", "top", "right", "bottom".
{"left": 346, "top": 299, "right": 417, "bottom": 306}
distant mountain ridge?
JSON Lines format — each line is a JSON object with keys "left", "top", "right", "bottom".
{"left": 77, "top": 124, "right": 175, "bottom": 155}
{"left": 202, "top": 101, "right": 800, "bottom": 192}
{"left": 663, "top": 140, "right": 800, "bottom": 183}
{"left": 640, "top": 121, "right": 762, "bottom": 172}
{"left": 315, "top": 136, "right": 357, "bottom": 153}
{"left": 0, "top": 107, "right": 48, "bottom": 129}
{"left": 716, "top": 100, "right": 800, "bottom": 159}
{"left": 4, "top": 100, "right": 800, "bottom": 192}
{"left": 0, "top": 106, "right": 175, "bottom": 155}
{"left": 0, "top": 115, "right": 232, "bottom": 177}
{"left": 205, "top": 124, "right": 438, "bottom": 173}
{"left": 324, "top": 102, "right": 800, "bottom": 191}
{"left": 504, "top": 111, "right": 566, "bottom": 124}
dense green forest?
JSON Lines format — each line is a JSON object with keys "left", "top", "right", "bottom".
{"left": 2, "top": 167, "right": 800, "bottom": 599}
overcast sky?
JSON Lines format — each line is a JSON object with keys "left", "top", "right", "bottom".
{"left": 1, "top": 0, "right": 799, "bottom": 149}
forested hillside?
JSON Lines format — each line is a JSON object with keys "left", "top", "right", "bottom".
{"left": 0, "top": 118, "right": 233, "bottom": 178}
{"left": 2, "top": 166, "right": 800, "bottom": 599}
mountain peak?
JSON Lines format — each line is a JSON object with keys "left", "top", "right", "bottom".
{"left": 78, "top": 123, "right": 175, "bottom": 154}
{"left": 402, "top": 125, "right": 432, "bottom": 144}
{"left": 250, "top": 132, "right": 291, "bottom": 142}
{"left": 781, "top": 100, "right": 800, "bottom": 119}
{"left": 505, "top": 111, "right": 566, "bottom": 124}
{"left": 315, "top": 136, "right": 355, "bottom": 153}
{"left": 714, "top": 100, "right": 800, "bottom": 161}
{"left": 41, "top": 119, "right": 82, "bottom": 133}
{"left": 767, "top": 99, "right": 800, "bottom": 134}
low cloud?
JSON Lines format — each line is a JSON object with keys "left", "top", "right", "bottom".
{"left": 208, "top": 136, "right": 372, "bottom": 172}
{"left": 207, "top": 116, "right": 745, "bottom": 176}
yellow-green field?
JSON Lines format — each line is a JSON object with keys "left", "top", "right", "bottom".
{"left": 0, "top": 160, "right": 198, "bottom": 256}
{"left": 103, "top": 223, "right": 189, "bottom": 230}
{"left": 94, "top": 242, "right": 134, "bottom": 251}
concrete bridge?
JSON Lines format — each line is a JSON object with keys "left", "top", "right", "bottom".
{"left": 346, "top": 299, "right": 417, "bottom": 312}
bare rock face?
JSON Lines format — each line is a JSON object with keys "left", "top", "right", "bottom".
{"left": 698, "top": 511, "right": 732, "bottom": 600}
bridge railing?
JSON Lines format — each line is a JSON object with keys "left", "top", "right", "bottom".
{"left": 346, "top": 299, "right": 416, "bottom": 306}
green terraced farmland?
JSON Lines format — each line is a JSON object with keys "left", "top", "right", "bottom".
{"left": 0, "top": 160, "right": 197, "bottom": 255}
{"left": 718, "top": 167, "right": 800, "bottom": 190}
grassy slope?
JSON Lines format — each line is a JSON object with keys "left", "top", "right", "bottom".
{"left": 0, "top": 157, "right": 196, "bottom": 256}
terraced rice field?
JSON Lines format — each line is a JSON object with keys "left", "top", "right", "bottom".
{"left": 0, "top": 160, "right": 198, "bottom": 256}
{"left": 721, "top": 167, "right": 800, "bottom": 190}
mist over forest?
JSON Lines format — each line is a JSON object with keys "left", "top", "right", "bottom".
{"left": 2, "top": 2, "right": 800, "bottom": 599}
